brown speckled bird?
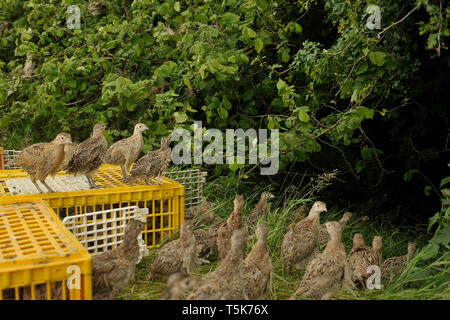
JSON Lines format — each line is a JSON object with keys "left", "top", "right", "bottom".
{"left": 66, "top": 123, "right": 108, "bottom": 189}
{"left": 128, "top": 136, "right": 171, "bottom": 185}
{"left": 242, "top": 223, "right": 273, "bottom": 300}
{"left": 280, "top": 201, "right": 328, "bottom": 276}
{"left": 194, "top": 226, "right": 219, "bottom": 260}
{"left": 189, "top": 201, "right": 222, "bottom": 227}
{"left": 217, "top": 194, "right": 245, "bottom": 260}
{"left": 290, "top": 220, "right": 354, "bottom": 300}
{"left": 15, "top": 132, "right": 72, "bottom": 193}
{"left": 103, "top": 123, "right": 149, "bottom": 180}
{"left": 186, "top": 228, "right": 248, "bottom": 300}
{"left": 348, "top": 233, "right": 383, "bottom": 288}
{"left": 246, "top": 191, "right": 275, "bottom": 230}
{"left": 382, "top": 242, "right": 416, "bottom": 280}
{"left": 146, "top": 216, "right": 198, "bottom": 279}
{"left": 318, "top": 212, "right": 352, "bottom": 250}
{"left": 164, "top": 272, "right": 201, "bottom": 300}
{"left": 92, "top": 219, "right": 145, "bottom": 300}
{"left": 59, "top": 141, "right": 79, "bottom": 171}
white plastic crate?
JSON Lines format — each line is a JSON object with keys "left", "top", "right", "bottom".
{"left": 2, "top": 149, "right": 21, "bottom": 170}
{"left": 62, "top": 206, "right": 149, "bottom": 262}
{"left": 2, "top": 148, "right": 207, "bottom": 208}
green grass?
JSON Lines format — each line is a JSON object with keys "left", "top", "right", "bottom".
{"left": 116, "top": 174, "right": 450, "bottom": 300}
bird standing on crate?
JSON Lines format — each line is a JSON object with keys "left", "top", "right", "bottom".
{"left": 14, "top": 132, "right": 72, "bottom": 193}
{"left": 92, "top": 219, "right": 146, "bottom": 300}
{"left": 66, "top": 123, "right": 108, "bottom": 189}
{"left": 127, "top": 136, "right": 171, "bottom": 185}
{"left": 103, "top": 123, "right": 149, "bottom": 181}
{"left": 58, "top": 140, "right": 79, "bottom": 171}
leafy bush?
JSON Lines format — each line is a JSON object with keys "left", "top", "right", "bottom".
{"left": 0, "top": 0, "right": 448, "bottom": 176}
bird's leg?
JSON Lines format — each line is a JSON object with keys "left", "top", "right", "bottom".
{"left": 145, "top": 272, "right": 153, "bottom": 281}
{"left": 87, "top": 175, "right": 101, "bottom": 189}
{"left": 120, "top": 165, "right": 127, "bottom": 181}
{"left": 31, "top": 180, "right": 44, "bottom": 194}
{"left": 41, "top": 180, "right": 56, "bottom": 193}
{"left": 156, "top": 173, "right": 162, "bottom": 185}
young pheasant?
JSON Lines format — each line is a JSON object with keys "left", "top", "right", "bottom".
{"left": 194, "top": 226, "right": 219, "bottom": 260}
{"left": 381, "top": 242, "right": 417, "bottom": 280}
{"left": 128, "top": 136, "right": 171, "bottom": 185}
{"left": 318, "top": 212, "right": 352, "bottom": 250}
{"left": 280, "top": 201, "right": 328, "bottom": 276}
{"left": 290, "top": 220, "right": 354, "bottom": 300}
{"left": 186, "top": 228, "right": 248, "bottom": 300}
{"left": 246, "top": 191, "right": 275, "bottom": 230}
{"left": 347, "top": 233, "right": 383, "bottom": 288}
{"left": 92, "top": 219, "right": 146, "bottom": 300}
{"left": 66, "top": 123, "right": 108, "bottom": 189}
{"left": 103, "top": 123, "right": 149, "bottom": 180}
{"left": 58, "top": 141, "right": 79, "bottom": 171}
{"left": 189, "top": 201, "right": 222, "bottom": 227}
{"left": 164, "top": 273, "right": 201, "bottom": 300}
{"left": 15, "top": 132, "right": 72, "bottom": 193}
{"left": 217, "top": 194, "right": 245, "bottom": 260}
{"left": 242, "top": 223, "right": 273, "bottom": 300}
{"left": 146, "top": 216, "right": 198, "bottom": 279}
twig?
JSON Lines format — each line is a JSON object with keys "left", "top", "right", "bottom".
{"left": 377, "top": 3, "right": 421, "bottom": 39}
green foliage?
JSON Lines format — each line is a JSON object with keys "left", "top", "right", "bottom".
{"left": 0, "top": 0, "right": 448, "bottom": 181}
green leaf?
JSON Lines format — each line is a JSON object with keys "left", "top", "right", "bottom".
{"left": 229, "top": 162, "right": 244, "bottom": 172}
{"left": 356, "top": 63, "right": 368, "bottom": 75}
{"left": 174, "top": 1, "right": 181, "bottom": 12}
{"left": 254, "top": 38, "right": 263, "bottom": 54}
{"left": 297, "top": 106, "right": 310, "bottom": 122}
{"left": 361, "top": 145, "right": 372, "bottom": 160}
{"left": 356, "top": 106, "right": 374, "bottom": 120}
{"left": 222, "top": 12, "right": 240, "bottom": 25}
{"left": 281, "top": 48, "right": 290, "bottom": 62}
{"left": 441, "top": 188, "right": 450, "bottom": 198}
{"left": 440, "top": 177, "right": 450, "bottom": 188}
{"left": 218, "top": 107, "right": 228, "bottom": 120}
{"left": 245, "top": 27, "right": 257, "bottom": 38}
{"left": 369, "top": 51, "right": 387, "bottom": 66}
{"left": 173, "top": 111, "right": 188, "bottom": 123}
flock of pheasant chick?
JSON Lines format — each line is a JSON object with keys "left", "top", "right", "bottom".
{"left": 9, "top": 122, "right": 417, "bottom": 300}
{"left": 91, "top": 194, "right": 417, "bottom": 300}
{"left": 13, "top": 122, "right": 171, "bottom": 192}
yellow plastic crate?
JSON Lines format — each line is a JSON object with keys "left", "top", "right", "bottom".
{"left": 0, "top": 197, "right": 92, "bottom": 300}
{"left": 0, "top": 164, "right": 185, "bottom": 249}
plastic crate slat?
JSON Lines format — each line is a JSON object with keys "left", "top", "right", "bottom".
{"left": 62, "top": 206, "right": 149, "bottom": 261}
